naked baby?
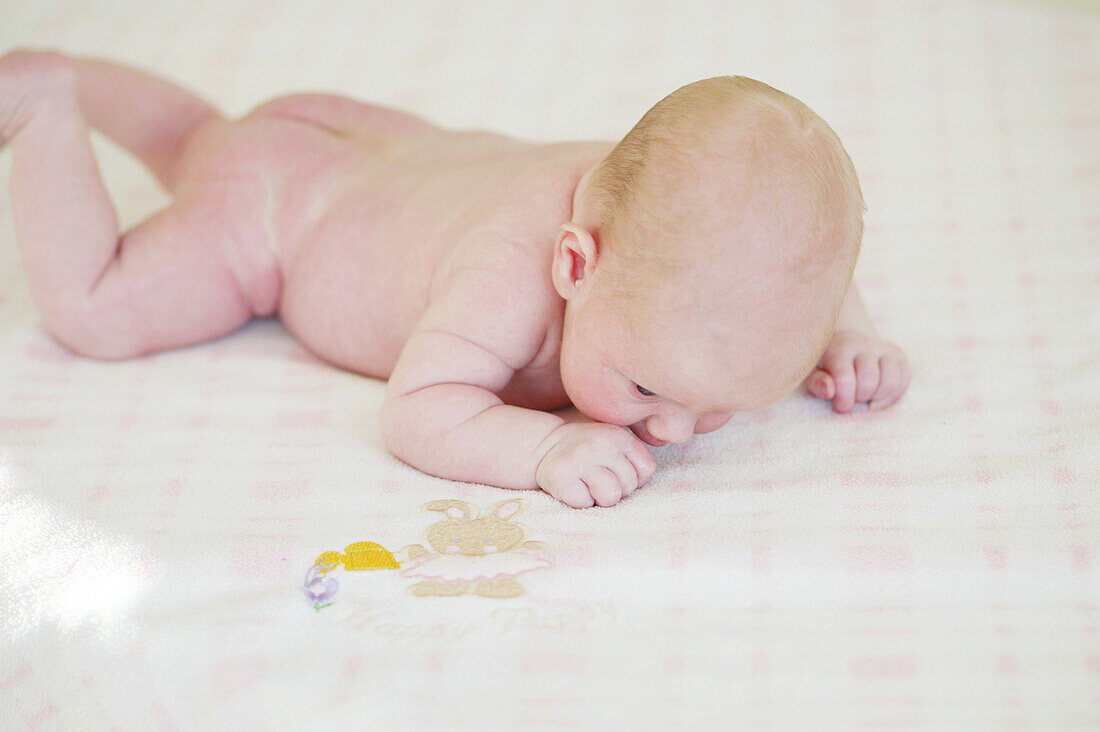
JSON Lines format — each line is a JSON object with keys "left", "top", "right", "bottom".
{"left": 0, "top": 50, "right": 910, "bottom": 508}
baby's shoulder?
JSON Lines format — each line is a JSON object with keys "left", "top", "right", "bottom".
{"left": 436, "top": 229, "right": 558, "bottom": 317}
{"left": 424, "top": 229, "right": 561, "bottom": 367}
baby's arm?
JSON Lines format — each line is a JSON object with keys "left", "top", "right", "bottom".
{"left": 381, "top": 262, "right": 653, "bottom": 507}
{"left": 382, "top": 335, "right": 563, "bottom": 491}
{"left": 381, "top": 267, "right": 559, "bottom": 490}
{"left": 806, "top": 283, "right": 910, "bottom": 412}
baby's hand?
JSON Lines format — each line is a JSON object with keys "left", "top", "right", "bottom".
{"left": 535, "top": 422, "right": 656, "bottom": 508}
{"left": 806, "top": 330, "right": 910, "bottom": 413}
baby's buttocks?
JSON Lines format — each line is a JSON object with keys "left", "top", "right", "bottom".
{"left": 166, "top": 113, "right": 382, "bottom": 324}
{"left": 170, "top": 106, "right": 449, "bottom": 377}
{"left": 174, "top": 115, "right": 360, "bottom": 270}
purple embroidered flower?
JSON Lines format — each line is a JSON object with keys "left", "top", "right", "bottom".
{"left": 303, "top": 564, "right": 339, "bottom": 610}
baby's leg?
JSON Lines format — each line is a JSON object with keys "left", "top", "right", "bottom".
{"left": 71, "top": 55, "right": 223, "bottom": 192}
{"left": 1, "top": 51, "right": 254, "bottom": 359}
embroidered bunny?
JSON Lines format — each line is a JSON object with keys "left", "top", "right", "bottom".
{"left": 399, "top": 499, "right": 549, "bottom": 597}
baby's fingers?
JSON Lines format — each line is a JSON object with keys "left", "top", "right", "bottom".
{"left": 625, "top": 443, "right": 657, "bottom": 491}
{"left": 869, "top": 357, "right": 911, "bottom": 410}
{"left": 583, "top": 467, "right": 624, "bottom": 508}
{"left": 807, "top": 369, "right": 836, "bottom": 400}
{"left": 552, "top": 480, "right": 596, "bottom": 509}
{"left": 853, "top": 353, "right": 881, "bottom": 404}
{"left": 829, "top": 360, "right": 858, "bottom": 414}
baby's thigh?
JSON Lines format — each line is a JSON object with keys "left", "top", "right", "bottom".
{"left": 172, "top": 186, "right": 280, "bottom": 317}
{"left": 171, "top": 122, "right": 283, "bottom": 312}
{"left": 68, "top": 197, "right": 269, "bottom": 359}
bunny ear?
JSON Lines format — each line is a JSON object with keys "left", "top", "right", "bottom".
{"left": 487, "top": 499, "right": 523, "bottom": 520}
{"left": 424, "top": 500, "right": 473, "bottom": 521}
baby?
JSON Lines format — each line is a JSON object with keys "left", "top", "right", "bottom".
{"left": 0, "top": 50, "right": 909, "bottom": 508}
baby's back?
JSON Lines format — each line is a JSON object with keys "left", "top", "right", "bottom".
{"left": 178, "top": 95, "right": 606, "bottom": 378}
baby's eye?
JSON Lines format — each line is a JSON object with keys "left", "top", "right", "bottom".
{"left": 635, "top": 384, "right": 656, "bottom": 397}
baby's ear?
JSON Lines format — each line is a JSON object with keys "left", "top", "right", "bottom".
{"left": 552, "top": 223, "right": 598, "bottom": 298}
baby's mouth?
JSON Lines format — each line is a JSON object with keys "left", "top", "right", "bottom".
{"left": 630, "top": 423, "right": 666, "bottom": 447}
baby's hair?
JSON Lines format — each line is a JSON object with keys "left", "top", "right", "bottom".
{"left": 588, "top": 76, "right": 864, "bottom": 265}
{"left": 586, "top": 76, "right": 868, "bottom": 392}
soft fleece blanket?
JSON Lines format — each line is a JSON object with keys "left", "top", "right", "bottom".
{"left": 1, "top": 0, "right": 1097, "bottom": 728}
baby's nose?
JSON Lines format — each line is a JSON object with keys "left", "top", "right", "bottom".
{"left": 647, "top": 414, "right": 695, "bottom": 445}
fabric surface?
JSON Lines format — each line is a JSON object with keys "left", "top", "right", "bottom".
{"left": 1, "top": 0, "right": 1098, "bottom": 729}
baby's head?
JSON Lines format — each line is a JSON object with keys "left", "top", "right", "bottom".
{"left": 552, "top": 76, "right": 865, "bottom": 445}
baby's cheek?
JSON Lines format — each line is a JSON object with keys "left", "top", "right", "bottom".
{"left": 561, "top": 370, "right": 626, "bottom": 424}
{"left": 574, "top": 391, "right": 637, "bottom": 427}
{"left": 574, "top": 395, "right": 629, "bottom": 425}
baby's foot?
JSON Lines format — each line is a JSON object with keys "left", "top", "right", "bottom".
{"left": 0, "top": 49, "right": 75, "bottom": 146}
{"left": 806, "top": 330, "right": 910, "bottom": 413}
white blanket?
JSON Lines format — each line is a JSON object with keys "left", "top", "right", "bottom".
{"left": 1, "top": 0, "right": 1098, "bottom": 728}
